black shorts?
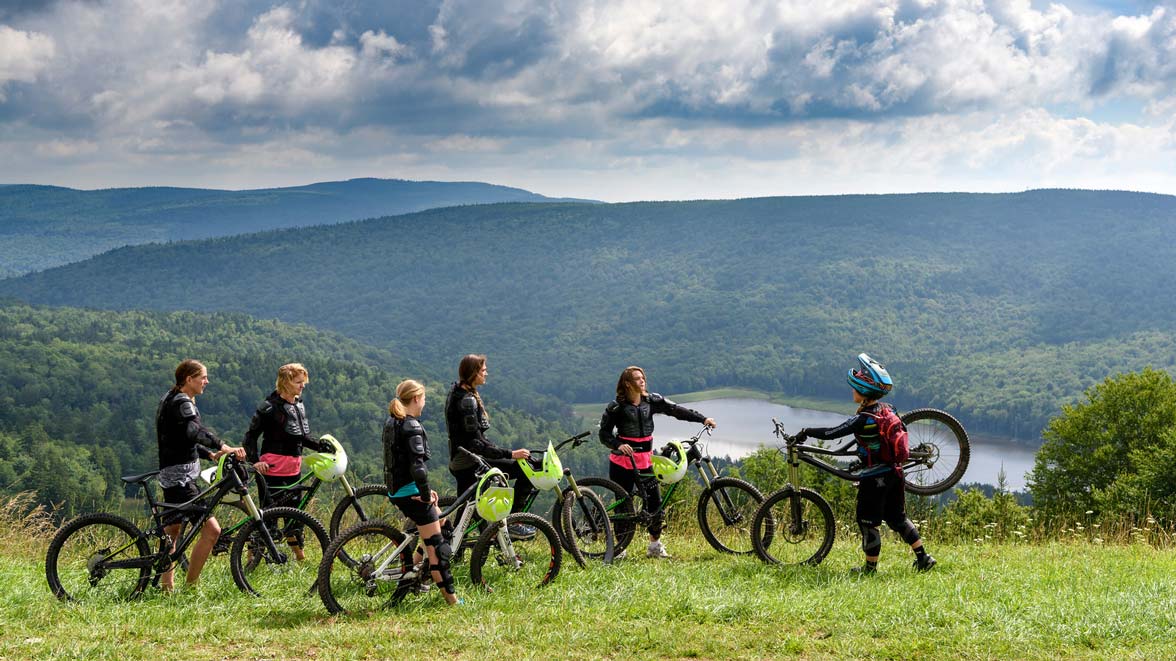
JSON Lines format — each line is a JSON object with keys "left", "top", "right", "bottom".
{"left": 856, "top": 469, "right": 907, "bottom": 529}
{"left": 161, "top": 482, "right": 202, "bottom": 526}
{"left": 393, "top": 496, "right": 439, "bottom": 527}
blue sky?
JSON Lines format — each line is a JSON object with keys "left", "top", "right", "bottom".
{"left": 1, "top": 0, "right": 1173, "bottom": 202}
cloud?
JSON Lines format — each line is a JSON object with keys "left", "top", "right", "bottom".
{"left": 0, "top": 25, "right": 55, "bottom": 100}
{"left": 0, "top": 0, "right": 1174, "bottom": 199}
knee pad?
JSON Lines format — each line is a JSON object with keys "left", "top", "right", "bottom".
{"left": 859, "top": 523, "right": 882, "bottom": 556}
{"left": 892, "top": 518, "right": 921, "bottom": 546}
{"left": 423, "top": 533, "right": 455, "bottom": 592}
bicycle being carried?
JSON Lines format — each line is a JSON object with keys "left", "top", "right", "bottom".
{"left": 45, "top": 453, "right": 329, "bottom": 602}
{"left": 578, "top": 425, "right": 768, "bottom": 557}
{"left": 317, "top": 447, "right": 562, "bottom": 614}
{"left": 750, "top": 408, "right": 969, "bottom": 565}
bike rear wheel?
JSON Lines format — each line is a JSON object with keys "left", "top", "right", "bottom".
{"left": 574, "top": 476, "right": 638, "bottom": 556}
{"left": 751, "top": 487, "right": 835, "bottom": 566}
{"left": 318, "top": 519, "right": 411, "bottom": 614}
{"left": 560, "top": 489, "right": 615, "bottom": 565}
{"left": 900, "top": 408, "right": 970, "bottom": 495}
{"left": 696, "top": 477, "right": 765, "bottom": 555}
{"left": 45, "top": 513, "right": 152, "bottom": 602}
{"left": 469, "top": 512, "right": 561, "bottom": 592}
{"left": 230, "top": 506, "right": 328, "bottom": 597}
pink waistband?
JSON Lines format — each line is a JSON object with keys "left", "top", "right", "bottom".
{"left": 610, "top": 435, "right": 654, "bottom": 470}
{"left": 259, "top": 453, "right": 302, "bottom": 477}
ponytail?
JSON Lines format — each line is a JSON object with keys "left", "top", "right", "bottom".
{"left": 389, "top": 379, "right": 425, "bottom": 420}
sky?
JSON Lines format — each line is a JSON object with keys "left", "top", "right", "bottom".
{"left": 0, "top": 0, "right": 1173, "bottom": 202}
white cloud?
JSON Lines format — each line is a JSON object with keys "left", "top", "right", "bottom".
{"left": 0, "top": 24, "right": 54, "bottom": 99}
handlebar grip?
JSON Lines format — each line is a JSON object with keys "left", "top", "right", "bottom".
{"left": 573, "top": 431, "right": 591, "bottom": 441}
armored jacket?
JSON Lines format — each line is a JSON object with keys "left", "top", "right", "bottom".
{"left": 598, "top": 393, "right": 706, "bottom": 454}
{"left": 243, "top": 391, "right": 328, "bottom": 462}
{"left": 155, "top": 389, "right": 223, "bottom": 470}
{"left": 445, "top": 382, "right": 511, "bottom": 470}
{"left": 383, "top": 415, "right": 431, "bottom": 496}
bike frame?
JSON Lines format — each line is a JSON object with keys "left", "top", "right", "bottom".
{"left": 614, "top": 426, "right": 735, "bottom": 523}
{"left": 115, "top": 456, "right": 283, "bottom": 575}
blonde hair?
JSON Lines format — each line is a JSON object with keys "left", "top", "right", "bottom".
{"left": 276, "top": 363, "right": 309, "bottom": 398}
{"left": 389, "top": 379, "right": 426, "bottom": 419}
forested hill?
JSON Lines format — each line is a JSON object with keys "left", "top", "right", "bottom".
{"left": 0, "top": 302, "right": 575, "bottom": 513}
{"left": 3, "top": 189, "right": 1175, "bottom": 440}
{"left": 0, "top": 178, "right": 589, "bottom": 277}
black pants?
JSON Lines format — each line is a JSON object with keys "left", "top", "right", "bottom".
{"left": 257, "top": 473, "right": 301, "bottom": 509}
{"left": 451, "top": 459, "right": 536, "bottom": 514}
{"left": 609, "top": 461, "right": 663, "bottom": 538}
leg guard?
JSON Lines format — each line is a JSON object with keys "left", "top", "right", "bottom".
{"left": 859, "top": 522, "right": 882, "bottom": 557}
{"left": 423, "top": 533, "right": 455, "bottom": 594}
{"left": 891, "top": 517, "right": 921, "bottom": 546}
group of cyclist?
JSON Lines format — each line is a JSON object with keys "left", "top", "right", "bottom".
{"left": 155, "top": 351, "right": 932, "bottom": 599}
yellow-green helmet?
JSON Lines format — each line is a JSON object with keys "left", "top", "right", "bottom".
{"left": 518, "top": 441, "right": 563, "bottom": 491}
{"left": 475, "top": 468, "right": 513, "bottom": 522}
{"left": 304, "top": 434, "right": 348, "bottom": 482}
{"left": 199, "top": 454, "right": 241, "bottom": 502}
{"left": 651, "top": 440, "right": 689, "bottom": 484}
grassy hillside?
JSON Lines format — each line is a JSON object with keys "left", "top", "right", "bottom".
{"left": 3, "top": 190, "right": 1176, "bottom": 439}
{"left": 3, "top": 514, "right": 1172, "bottom": 660}
{"left": 0, "top": 178, "right": 588, "bottom": 277}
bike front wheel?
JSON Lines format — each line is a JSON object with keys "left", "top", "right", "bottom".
{"left": 751, "top": 487, "right": 835, "bottom": 566}
{"left": 574, "top": 476, "right": 638, "bottom": 556}
{"left": 45, "top": 513, "right": 152, "bottom": 602}
{"left": 900, "top": 408, "right": 970, "bottom": 495}
{"left": 329, "top": 484, "right": 403, "bottom": 567}
{"left": 318, "top": 519, "right": 411, "bottom": 615}
{"left": 230, "top": 506, "right": 328, "bottom": 597}
{"left": 469, "top": 512, "right": 561, "bottom": 593}
{"left": 559, "top": 488, "right": 615, "bottom": 565}
{"left": 697, "top": 477, "right": 765, "bottom": 555}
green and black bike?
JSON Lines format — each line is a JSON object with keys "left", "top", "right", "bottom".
{"left": 577, "top": 425, "right": 767, "bottom": 557}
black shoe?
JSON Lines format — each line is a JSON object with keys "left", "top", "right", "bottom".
{"left": 850, "top": 564, "right": 877, "bottom": 576}
{"left": 913, "top": 554, "right": 937, "bottom": 572}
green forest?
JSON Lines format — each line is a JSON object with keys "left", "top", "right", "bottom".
{"left": 0, "top": 302, "right": 578, "bottom": 515}
{"left": 4, "top": 189, "right": 1176, "bottom": 440}
{"left": 0, "top": 178, "right": 577, "bottom": 277}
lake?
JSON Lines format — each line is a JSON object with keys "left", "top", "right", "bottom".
{"left": 644, "top": 398, "right": 1038, "bottom": 491}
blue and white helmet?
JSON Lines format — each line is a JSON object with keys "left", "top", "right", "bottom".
{"left": 847, "top": 353, "right": 893, "bottom": 399}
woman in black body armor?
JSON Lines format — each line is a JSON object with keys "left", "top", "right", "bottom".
{"left": 155, "top": 359, "right": 246, "bottom": 591}
{"left": 444, "top": 354, "right": 536, "bottom": 539}
{"left": 244, "top": 363, "right": 333, "bottom": 506}
{"left": 384, "top": 379, "right": 460, "bottom": 605}
{"left": 599, "top": 365, "right": 715, "bottom": 559}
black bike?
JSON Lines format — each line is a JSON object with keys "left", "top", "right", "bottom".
{"left": 46, "top": 454, "right": 328, "bottom": 601}
{"left": 751, "top": 409, "right": 969, "bottom": 565}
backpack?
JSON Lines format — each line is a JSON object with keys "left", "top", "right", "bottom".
{"left": 866, "top": 404, "right": 909, "bottom": 467}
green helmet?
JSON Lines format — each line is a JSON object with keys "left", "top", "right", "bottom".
{"left": 304, "top": 434, "right": 347, "bottom": 482}
{"left": 475, "top": 468, "right": 513, "bottom": 522}
{"left": 518, "top": 441, "right": 562, "bottom": 491}
{"left": 651, "top": 440, "right": 689, "bottom": 485}
{"left": 199, "top": 454, "right": 241, "bottom": 503}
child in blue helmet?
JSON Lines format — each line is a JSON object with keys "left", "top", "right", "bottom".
{"left": 796, "top": 353, "right": 936, "bottom": 574}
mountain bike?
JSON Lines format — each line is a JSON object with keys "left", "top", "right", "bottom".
{"left": 202, "top": 435, "right": 394, "bottom": 568}
{"left": 577, "top": 425, "right": 767, "bottom": 557}
{"left": 751, "top": 409, "right": 969, "bottom": 565}
{"left": 45, "top": 454, "right": 328, "bottom": 602}
{"left": 317, "top": 447, "right": 561, "bottom": 614}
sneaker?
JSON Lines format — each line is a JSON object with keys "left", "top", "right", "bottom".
{"left": 646, "top": 540, "right": 671, "bottom": 558}
{"left": 913, "top": 554, "right": 937, "bottom": 572}
{"left": 850, "top": 564, "right": 877, "bottom": 576}
{"left": 508, "top": 523, "right": 537, "bottom": 541}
